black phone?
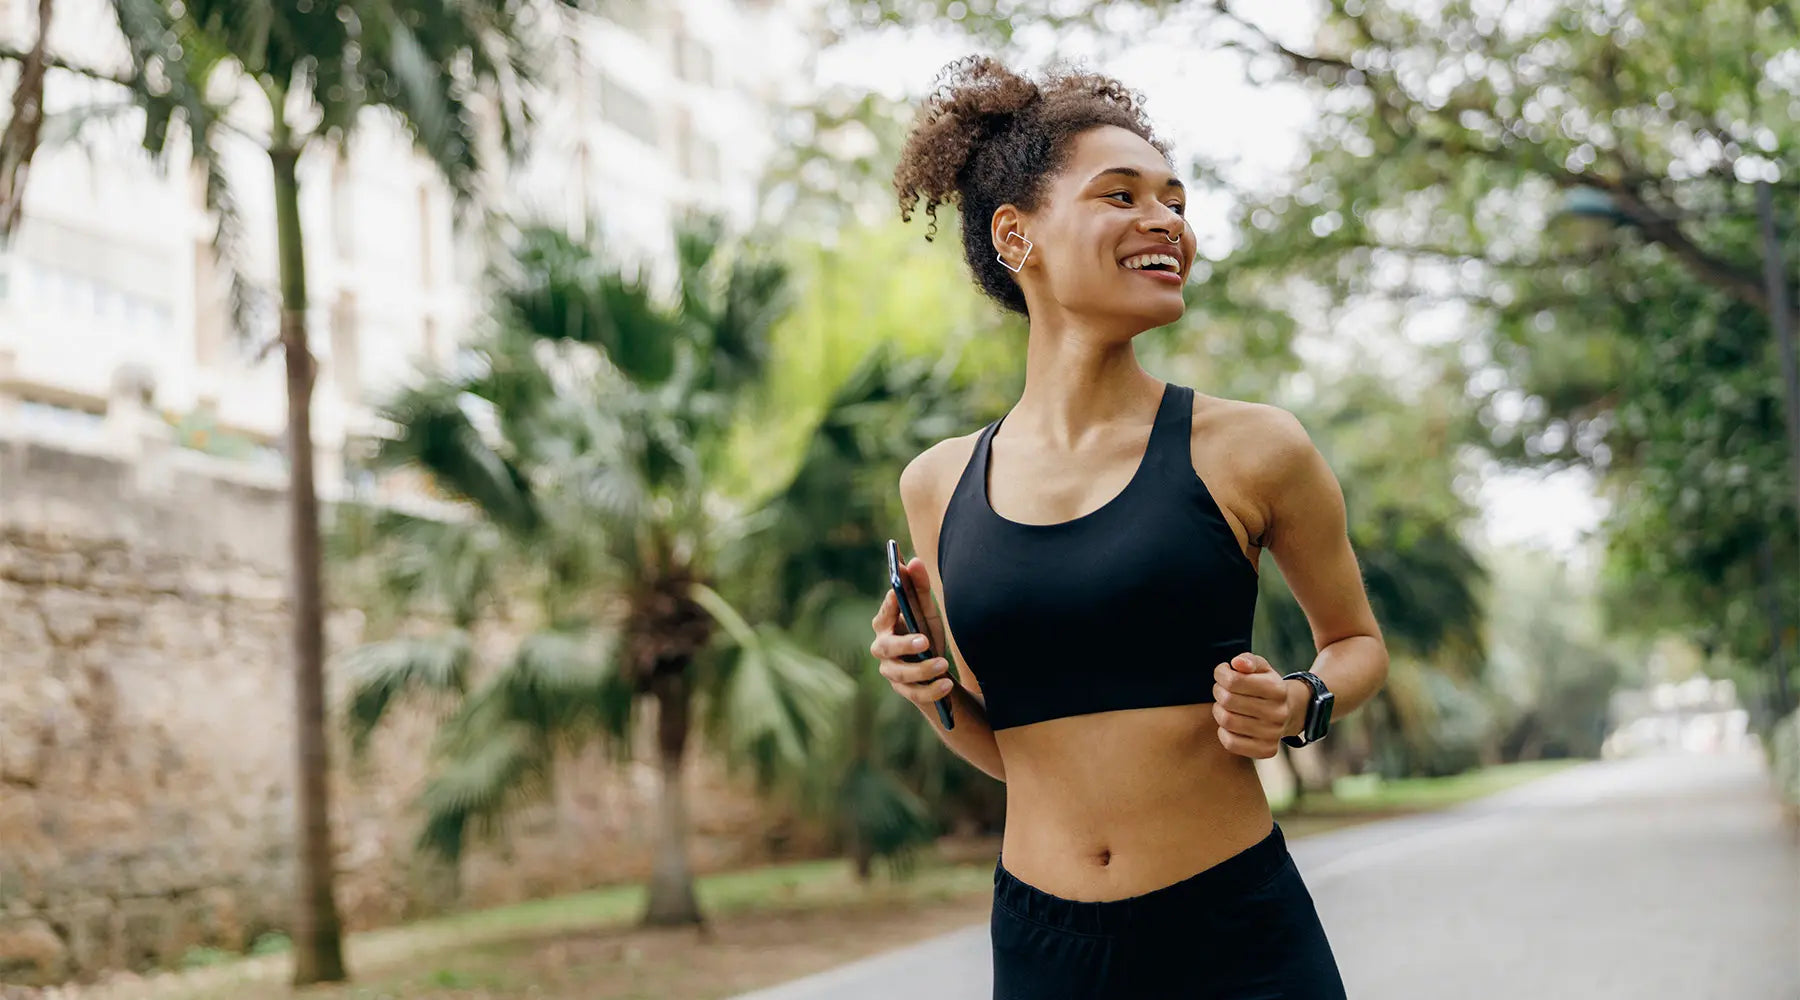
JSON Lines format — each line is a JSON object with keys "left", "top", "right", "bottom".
{"left": 886, "top": 538, "right": 954, "bottom": 731}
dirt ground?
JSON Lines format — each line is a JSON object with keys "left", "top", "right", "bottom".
{"left": 338, "top": 891, "right": 997, "bottom": 1000}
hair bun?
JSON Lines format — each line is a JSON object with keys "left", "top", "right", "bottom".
{"left": 895, "top": 56, "right": 1041, "bottom": 236}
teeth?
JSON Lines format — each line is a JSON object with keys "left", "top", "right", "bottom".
{"left": 1122, "top": 253, "right": 1181, "bottom": 271}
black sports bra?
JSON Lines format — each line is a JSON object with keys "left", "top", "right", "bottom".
{"left": 936, "top": 382, "right": 1259, "bottom": 731}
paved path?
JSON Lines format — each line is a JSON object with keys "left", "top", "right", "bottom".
{"left": 729, "top": 749, "right": 1800, "bottom": 1000}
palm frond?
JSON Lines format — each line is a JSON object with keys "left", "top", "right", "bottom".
{"left": 499, "top": 226, "right": 679, "bottom": 384}
{"left": 415, "top": 721, "right": 551, "bottom": 861}
{"left": 102, "top": 0, "right": 261, "bottom": 337}
{"left": 493, "top": 628, "right": 634, "bottom": 746}
{"left": 377, "top": 380, "right": 541, "bottom": 534}
{"left": 342, "top": 631, "right": 474, "bottom": 754}
{"left": 692, "top": 584, "right": 853, "bottom": 789}
{"left": 331, "top": 504, "right": 507, "bottom": 628}
{"left": 838, "top": 759, "right": 938, "bottom": 876}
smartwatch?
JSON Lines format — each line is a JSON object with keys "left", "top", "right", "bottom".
{"left": 1280, "top": 671, "right": 1333, "bottom": 749}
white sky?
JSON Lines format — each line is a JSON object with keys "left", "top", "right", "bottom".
{"left": 810, "top": 1, "right": 1609, "bottom": 558}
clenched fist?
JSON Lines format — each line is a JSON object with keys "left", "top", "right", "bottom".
{"left": 1212, "top": 653, "right": 1301, "bottom": 760}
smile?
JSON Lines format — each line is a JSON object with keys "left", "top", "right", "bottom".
{"left": 1120, "top": 252, "right": 1183, "bottom": 284}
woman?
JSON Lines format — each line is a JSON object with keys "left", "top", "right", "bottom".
{"left": 867, "top": 57, "right": 1389, "bottom": 999}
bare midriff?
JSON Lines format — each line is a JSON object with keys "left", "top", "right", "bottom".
{"left": 993, "top": 702, "right": 1276, "bottom": 901}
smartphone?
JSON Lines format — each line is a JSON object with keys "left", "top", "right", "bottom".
{"left": 886, "top": 538, "right": 954, "bottom": 731}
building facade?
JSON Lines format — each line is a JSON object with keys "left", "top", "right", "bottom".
{"left": 0, "top": 0, "right": 813, "bottom": 490}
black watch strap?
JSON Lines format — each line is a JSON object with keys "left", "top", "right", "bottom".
{"left": 1281, "top": 670, "right": 1332, "bottom": 749}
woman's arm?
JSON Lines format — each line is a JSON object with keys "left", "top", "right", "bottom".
{"left": 1254, "top": 409, "right": 1390, "bottom": 736}
{"left": 896, "top": 441, "right": 1006, "bottom": 782}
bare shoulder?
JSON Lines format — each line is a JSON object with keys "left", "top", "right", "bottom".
{"left": 1192, "top": 395, "right": 1315, "bottom": 468}
{"left": 899, "top": 432, "right": 982, "bottom": 525}
{"left": 1190, "top": 395, "right": 1331, "bottom": 533}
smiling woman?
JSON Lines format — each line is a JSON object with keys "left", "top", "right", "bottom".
{"left": 872, "top": 55, "right": 1389, "bottom": 1000}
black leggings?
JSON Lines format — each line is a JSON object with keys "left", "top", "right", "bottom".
{"left": 990, "top": 823, "right": 1346, "bottom": 999}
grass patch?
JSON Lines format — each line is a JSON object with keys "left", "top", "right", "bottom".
{"left": 365, "top": 853, "right": 991, "bottom": 951}
{"left": 1273, "top": 758, "right": 1582, "bottom": 816}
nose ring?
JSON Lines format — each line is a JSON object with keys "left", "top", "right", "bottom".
{"left": 1165, "top": 231, "right": 1182, "bottom": 244}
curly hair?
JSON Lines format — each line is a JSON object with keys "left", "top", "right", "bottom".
{"left": 894, "top": 56, "right": 1169, "bottom": 316}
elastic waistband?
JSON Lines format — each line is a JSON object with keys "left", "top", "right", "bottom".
{"left": 992, "top": 823, "right": 1289, "bottom": 936}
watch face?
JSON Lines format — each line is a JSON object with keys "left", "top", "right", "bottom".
{"left": 1310, "top": 691, "right": 1334, "bottom": 740}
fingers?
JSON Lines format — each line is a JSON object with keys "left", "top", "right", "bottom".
{"left": 870, "top": 630, "right": 931, "bottom": 661}
{"left": 1212, "top": 680, "right": 1285, "bottom": 759}
{"left": 900, "top": 556, "right": 949, "bottom": 651}
{"left": 871, "top": 556, "right": 954, "bottom": 711}
{"left": 880, "top": 657, "right": 954, "bottom": 706}
{"left": 905, "top": 556, "right": 933, "bottom": 598}
{"left": 1216, "top": 727, "right": 1279, "bottom": 759}
{"left": 871, "top": 589, "right": 896, "bottom": 634}
{"left": 1212, "top": 697, "right": 1282, "bottom": 737}
{"left": 1214, "top": 660, "right": 1285, "bottom": 700}
{"left": 1230, "top": 652, "right": 1272, "bottom": 674}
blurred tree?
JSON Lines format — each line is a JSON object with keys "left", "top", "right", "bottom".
{"left": 1485, "top": 546, "right": 1630, "bottom": 761}
{"left": 1256, "top": 364, "right": 1489, "bottom": 785}
{"left": 740, "top": 345, "right": 983, "bottom": 877}
{"left": 0, "top": 0, "right": 56, "bottom": 237}
{"left": 721, "top": 219, "right": 1019, "bottom": 875}
{"left": 756, "top": 88, "right": 919, "bottom": 234}
{"left": 3, "top": 0, "right": 576, "bottom": 983}
{"left": 1211, "top": 0, "right": 1800, "bottom": 714}
{"left": 339, "top": 222, "right": 856, "bottom": 929}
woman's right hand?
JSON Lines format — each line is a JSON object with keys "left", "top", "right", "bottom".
{"left": 868, "top": 557, "right": 955, "bottom": 710}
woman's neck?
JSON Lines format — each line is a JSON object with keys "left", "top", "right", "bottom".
{"left": 1013, "top": 316, "right": 1163, "bottom": 447}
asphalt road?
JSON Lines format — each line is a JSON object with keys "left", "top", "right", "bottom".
{"left": 729, "top": 749, "right": 1800, "bottom": 1000}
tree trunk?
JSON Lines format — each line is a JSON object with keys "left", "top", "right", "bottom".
{"left": 1758, "top": 540, "right": 1797, "bottom": 719}
{"left": 643, "top": 671, "right": 703, "bottom": 927}
{"left": 0, "top": 0, "right": 53, "bottom": 238}
{"left": 271, "top": 107, "right": 347, "bottom": 985}
{"left": 849, "top": 683, "right": 875, "bottom": 882}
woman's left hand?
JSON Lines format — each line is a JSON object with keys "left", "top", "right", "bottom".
{"left": 1212, "top": 653, "right": 1298, "bottom": 760}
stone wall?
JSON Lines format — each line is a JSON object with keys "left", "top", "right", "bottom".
{"left": 0, "top": 432, "right": 825, "bottom": 985}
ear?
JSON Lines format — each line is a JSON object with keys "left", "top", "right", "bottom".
{"left": 991, "top": 204, "right": 1030, "bottom": 270}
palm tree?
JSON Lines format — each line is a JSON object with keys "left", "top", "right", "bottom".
{"left": 3, "top": 0, "right": 572, "bottom": 982}
{"left": 0, "top": 0, "right": 57, "bottom": 237}
{"left": 340, "top": 221, "right": 853, "bottom": 927}
{"left": 737, "top": 343, "right": 992, "bottom": 878}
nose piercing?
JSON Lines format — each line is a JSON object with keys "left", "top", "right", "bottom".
{"left": 1165, "top": 231, "right": 1182, "bottom": 245}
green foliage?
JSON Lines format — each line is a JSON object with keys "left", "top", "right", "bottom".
{"left": 719, "top": 219, "right": 1019, "bottom": 864}
{"left": 337, "top": 221, "right": 853, "bottom": 868}
{"left": 179, "top": 946, "right": 235, "bottom": 969}
{"left": 1772, "top": 708, "right": 1800, "bottom": 808}
{"left": 249, "top": 932, "right": 292, "bottom": 956}
{"left": 1485, "top": 547, "right": 1632, "bottom": 761}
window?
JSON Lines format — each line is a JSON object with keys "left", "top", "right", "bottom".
{"left": 675, "top": 34, "right": 715, "bottom": 87}
{"left": 676, "top": 113, "right": 722, "bottom": 185}
{"left": 330, "top": 291, "right": 360, "bottom": 402}
{"left": 332, "top": 156, "right": 355, "bottom": 260}
{"left": 607, "top": 3, "right": 658, "bottom": 36}
{"left": 599, "top": 75, "right": 659, "bottom": 148}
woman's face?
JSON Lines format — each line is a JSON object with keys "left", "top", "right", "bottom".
{"left": 999, "top": 126, "right": 1194, "bottom": 333}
